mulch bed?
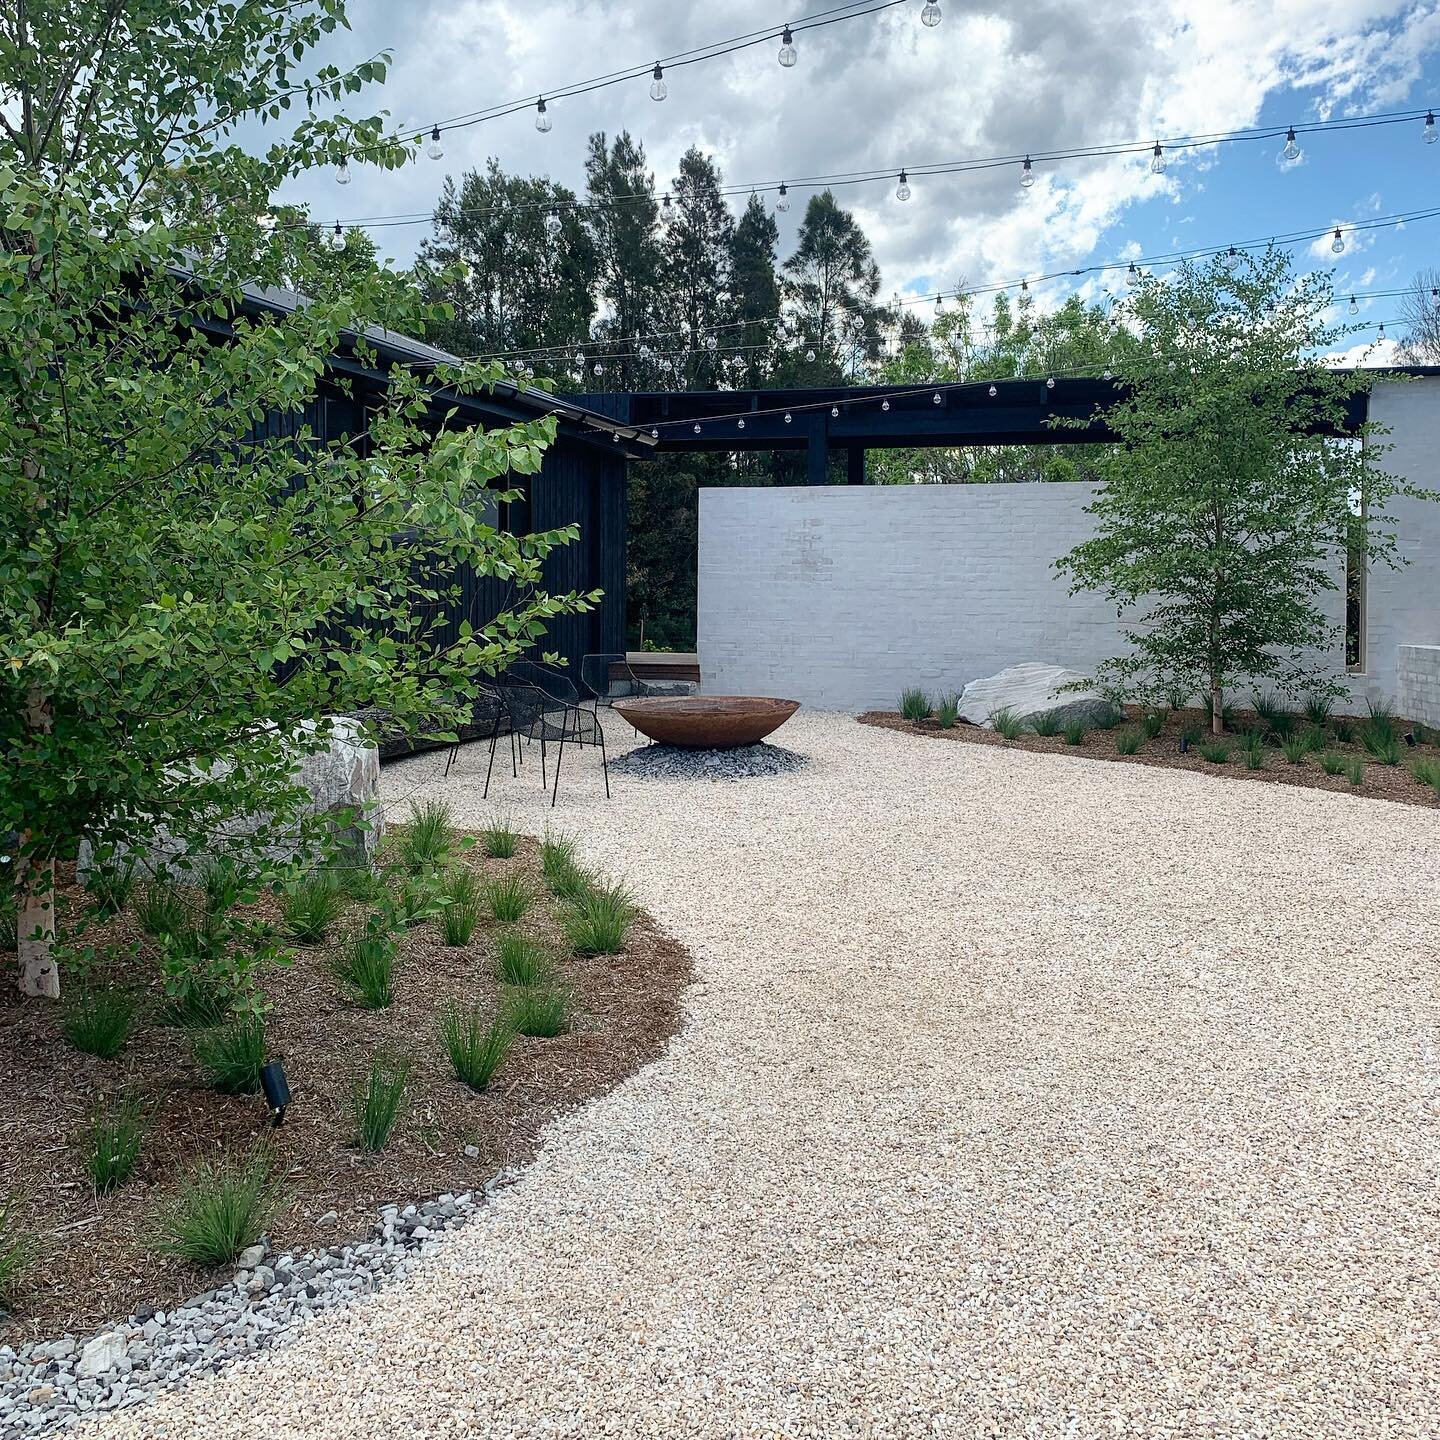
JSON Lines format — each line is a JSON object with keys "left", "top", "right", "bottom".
{"left": 858, "top": 705, "right": 1440, "bottom": 809}
{"left": 0, "top": 836, "right": 692, "bottom": 1343}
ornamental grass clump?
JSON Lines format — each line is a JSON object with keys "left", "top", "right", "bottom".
{"left": 899, "top": 687, "right": 931, "bottom": 722}
{"left": 440, "top": 1004, "right": 513, "bottom": 1092}
{"left": 483, "top": 872, "right": 534, "bottom": 924}
{"left": 1361, "top": 725, "right": 1401, "bottom": 765}
{"left": 563, "top": 880, "right": 636, "bottom": 956}
{"left": 1241, "top": 732, "right": 1267, "bottom": 770}
{"left": 352, "top": 1053, "right": 409, "bottom": 1153}
{"left": 1115, "top": 730, "right": 1142, "bottom": 756}
{"left": 1332, "top": 717, "right": 1356, "bottom": 743}
{"left": 134, "top": 880, "right": 192, "bottom": 939}
{"left": 193, "top": 1015, "right": 266, "bottom": 1095}
{"left": 1062, "top": 720, "right": 1088, "bottom": 746}
{"left": 61, "top": 984, "right": 139, "bottom": 1059}
{"left": 934, "top": 694, "right": 960, "bottom": 729}
{"left": 505, "top": 986, "right": 570, "bottom": 1038}
{"left": 399, "top": 798, "right": 454, "bottom": 874}
{"left": 1319, "top": 751, "right": 1347, "bottom": 776}
{"left": 991, "top": 708, "right": 1024, "bottom": 741}
{"left": 332, "top": 920, "right": 398, "bottom": 1009}
{"left": 201, "top": 859, "right": 245, "bottom": 917}
{"left": 540, "top": 832, "right": 594, "bottom": 901}
{"left": 1280, "top": 734, "right": 1310, "bottom": 765}
{"left": 1029, "top": 710, "right": 1060, "bottom": 737}
{"left": 87, "top": 861, "right": 137, "bottom": 920}
{"left": 156, "top": 1148, "right": 278, "bottom": 1266}
{"left": 495, "top": 931, "right": 551, "bottom": 987}
{"left": 1345, "top": 756, "right": 1366, "bottom": 787}
{"left": 280, "top": 870, "right": 345, "bottom": 944}
{"left": 0, "top": 1194, "right": 34, "bottom": 1308}
{"left": 1199, "top": 741, "right": 1231, "bottom": 764}
{"left": 1301, "top": 724, "right": 1329, "bottom": 754}
{"left": 83, "top": 1090, "right": 147, "bottom": 1193}
{"left": 1411, "top": 757, "right": 1440, "bottom": 796}
{"left": 1304, "top": 694, "right": 1333, "bottom": 728}
{"left": 1141, "top": 711, "right": 1165, "bottom": 740}
{"left": 1093, "top": 705, "right": 1122, "bottom": 731}
{"left": 439, "top": 868, "right": 485, "bottom": 946}
{"left": 481, "top": 818, "right": 519, "bottom": 859}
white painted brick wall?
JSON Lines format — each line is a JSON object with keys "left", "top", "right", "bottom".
{"left": 1397, "top": 646, "right": 1440, "bottom": 727}
{"left": 698, "top": 378, "right": 1440, "bottom": 715}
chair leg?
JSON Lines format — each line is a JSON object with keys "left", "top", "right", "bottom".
{"left": 509, "top": 727, "right": 518, "bottom": 777}
{"left": 551, "top": 729, "right": 565, "bottom": 807}
{"left": 444, "top": 743, "right": 459, "bottom": 780}
{"left": 599, "top": 726, "right": 610, "bottom": 799}
{"left": 539, "top": 734, "right": 547, "bottom": 791}
{"left": 483, "top": 728, "right": 499, "bottom": 799}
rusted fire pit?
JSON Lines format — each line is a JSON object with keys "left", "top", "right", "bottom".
{"left": 613, "top": 695, "right": 800, "bottom": 749}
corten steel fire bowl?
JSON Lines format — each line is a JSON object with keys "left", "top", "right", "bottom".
{"left": 613, "top": 695, "right": 800, "bottom": 749}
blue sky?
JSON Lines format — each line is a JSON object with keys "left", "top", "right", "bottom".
{"left": 271, "top": 1, "right": 1440, "bottom": 361}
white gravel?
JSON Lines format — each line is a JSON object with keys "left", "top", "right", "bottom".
{"left": 85, "top": 713, "right": 1440, "bottom": 1439}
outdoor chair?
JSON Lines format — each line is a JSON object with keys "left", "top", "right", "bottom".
{"left": 501, "top": 675, "right": 610, "bottom": 807}
{"left": 442, "top": 682, "right": 516, "bottom": 799}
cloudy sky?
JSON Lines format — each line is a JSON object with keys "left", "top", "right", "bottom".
{"left": 272, "top": 0, "right": 1440, "bottom": 359}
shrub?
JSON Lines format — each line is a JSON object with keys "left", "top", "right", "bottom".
{"left": 563, "top": 880, "right": 636, "bottom": 956}
{"left": 332, "top": 920, "right": 398, "bottom": 1009}
{"left": 1199, "top": 741, "right": 1231, "bottom": 764}
{"left": 440, "top": 1004, "right": 513, "bottom": 1092}
{"left": 1140, "top": 711, "right": 1165, "bottom": 740}
{"left": 1345, "top": 756, "right": 1365, "bottom": 787}
{"left": 899, "top": 687, "right": 931, "bottom": 721}
{"left": 134, "top": 880, "right": 192, "bottom": 939}
{"left": 1115, "top": 730, "right": 1142, "bottom": 755}
{"left": 1062, "top": 720, "right": 1087, "bottom": 745}
{"left": 156, "top": 922, "right": 266, "bottom": 1028}
{"left": 87, "top": 860, "right": 137, "bottom": 920}
{"left": 481, "top": 818, "right": 519, "bottom": 860}
{"left": 934, "top": 694, "right": 960, "bottom": 729}
{"left": 399, "top": 798, "right": 454, "bottom": 874}
{"left": 156, "top": 1148, "right": 278, "bottom": 1265}
{"left": 1361, "top": 724, "right": 1401, "bottom": 764}
{"left": 506, "top": 986, "right": 569, "bottom": 1038}
{"left": 991, "top": 708, "right": 1024, "bottom": 740}
{"left": 352, "top": 1053, "right": 409, "bottom": 1153}
{"left": 496, "top": 931, "right": 551, "bottom": 987}
{"left": 0, "top": 1194, "right": 34, "bottom": 1307}
{"left": 1332, "top": 717, "right": 1356, "bottom": 743}
{"left": 439, "top": 868, "right": 485, "bottom": 946}
{"left": 1029, "top": 710, "right": 1060, "bottom": 737}
{"left": 1280, "top": 735, "right": 1310, "bottom": 765}
{"left": 83, "top": 1090, "right": 147, "bottom": 1193}
{"left": 61, "top": 984, "right": 139, "bottom": 1059}
{"left": 280, "top": 871, "right": 345, "bottom": 944}
{"left": 1303, "top": 694, "right": 1333, "bottom": 728}
{"left": 483, "top": 872, "right": 534, "bottom": 924}
{"left": 193, "top": 1016, "right": 266, "bottom": 1095}
{"left": 1319, "top": 751, "right": 1347, "bottom": 776}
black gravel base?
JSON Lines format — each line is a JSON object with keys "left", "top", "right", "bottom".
{"left": 611, "top": 742, "right": 808, "bottom": 781}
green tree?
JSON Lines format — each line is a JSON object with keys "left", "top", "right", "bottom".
{"left": 0, "top": 0, "right": 591, "bottom": 996}
{"left": 416, "top": 161, "right": 596, "bottom": 383}
{"left": 730, "top": 193, "right": 782, "bottom": 390}
{"left": 662, "top": 148, "right": 735, "bottom": 390}
{"left": 1056, "top": 249, "right": 1421, "bottom": 732}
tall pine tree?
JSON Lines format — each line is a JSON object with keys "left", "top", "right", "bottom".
{"left": 730, "top": 194, "right": 782, "bottom": 390}
{"left": 662, "top": 148, "right": 735, "bottom": 390}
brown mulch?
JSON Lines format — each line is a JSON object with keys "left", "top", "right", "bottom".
{"left": 858, "top": 705, "right": 1440, "bottom": 809}
{"left": 0, "top": 836, "right": 692, "bottom": 1343}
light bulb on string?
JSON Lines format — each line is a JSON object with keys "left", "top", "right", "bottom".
{"left": 1348, "top": 296, "right": 1359, "bottom": 315}
{"left": 881, "top": 399, "right": 891, "bottom": 411}
{"left": 593, "top": 362, "right": 603, "bottom": 376}
{"left": 737, "top": 418, "right": 746, "bottom": 429}
{"left": 778, "top": 25, "right": 797, "bottom": 66}
{"left": 546, "top": 209, "right": 562, "bottom": 239}
{"left": 1331, "top": 227, "right": 1345, "bottom": 255}
{"left": 1277, "top": 126, "right": 1302, "bottom": 166}
{"left": 1128, "top": 261, "right": 1139, "bottom": 281}
{"left": 1149, "top": 141, "right": 1167, "bottom": 175}
{"left": 693, "top": 423, "right": 702, "bottom": 434}
{"left": 988, "top": 384, "right": 997, "bottom": 397}
{"left": 1432, "top": 288, "right": 1440, "bottom": 309}
{"left": 921, "top": 1, "right": 942, "bottom": 25}
{"left": 660, "top": 195, "right": 674, "bottom": 226}
{"left": 784, "top": 412, "right": 793, "bottom": 424}
{"left": 1378, "top": 322, "right": 1386, "bottom": 339}
{"left": 706, "top": 335, "right": 719, "bottom": 352}
{"left": 328, "top": 221, "right": 347, "bottom": 251}
{"left": 933, "top": 392, "right": 943, "bottom": 405}
{"left": 830, "top": 407, "right": 840, "bottom": 418}
{"left": 1425, "top": 111, "right": 1437, "bottom": 144}
{"left": 1019, "top": 155, "right": 1035, "bottom": 189}
{"left": 649, "top": 63, "right": 668, "bottom": 101}
{"left": 776, "top": 183, "right": 790, "bottom": 213}
{"left": 934, "top": 295, "right": 944, "bottom": 312}
{"left": 336, "top": 156, "right": 352, "bottom": 185}
{"left": 426, "top": 126, "right": 444, "bottom": 160}
{"left": 895, "top": 169, "right": 911, "bottom": 202}
{"left": 535, "top": 97, "right": 552, "bottom": 132}
{"left": 805, "top": 348, "right": 816, "bottom": 362}
{"left": 1222, "top": 246, "right": 1241, "bottom": 273}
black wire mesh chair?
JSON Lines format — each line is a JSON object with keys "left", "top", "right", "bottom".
{"left": 502, "top": 671, "right": 610, "bottom": 807}
{"left": 442, "top": 682, "right": 516, "bottom": 798}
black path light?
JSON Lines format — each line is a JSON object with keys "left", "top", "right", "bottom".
{"left": 260, "top": 1059, "right": 291, "bottom": 1127}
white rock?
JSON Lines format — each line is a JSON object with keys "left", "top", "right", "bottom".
{"left": 236, "top": 1246, "right": 266, "bottom": 1270}
{"left": 956, "top": 662, "right": 1111, "bottom": 728}
{"left": 76, "top": 1333, "right": 125, "bottom": 1380}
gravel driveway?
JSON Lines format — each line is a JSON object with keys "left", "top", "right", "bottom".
{"left": 89, "top": 712, "right": 1440, "bottom": 1438}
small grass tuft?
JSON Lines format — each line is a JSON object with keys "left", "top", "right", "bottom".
{"left": 440, "top": 1004, "right": 513, "bottom": 1092}
{"left": 193, "top": 1016, "right": 267, "bottom": 1095}
{"left": 495, "top": 931, "right": 551, "bottom": 987}
{"left": 991, "top": 708, "right": 1024, "bottom": 740}
{"left": 1093, "top": 705, "right": 1122, "bottom": 731}
{"left": 483, "top": 872, "right": 534, "bottom": 924}
{"left": 1141, "top": 711, "right": 1165, "bottom": 740}
{"left": 1411, "top": 757, "right": 1440, "bottom": 796}
{"left": 1115, "top": 729, "right": 1142, "bottom": 756}
{"left": 87, "top": 861, "right": 137, "bottom": 919}
{"left": 1361, "top": 724, "right": 1401, "bottom": 764}
{"left": 1241, "top": 732, "right": 1267, "bottom": 770}
{"left": 540, "top": 832, "right": 594, "bottom": 901}
{"left": 563, "top": 880, "right": 637, "bottom": 956}
{"left": 1319, "top": 751, "right": 1347, "bottom": 777}
{"left": 332, "top": 920, "right": 398, "bottom": 1009}
{"left": 1199, "top": 741, "right": 1231, "bottom": 764}
{"left": 201, "top": 859, "right": 245, "bottom": 917}
{"left": 1267, "top": 710, "right": 1296, "bottom": 740}
{"left": 352, "top": 1053, "right": 409, "bottom": 1153}
{"left": 398, "top": 798, "right": 454, "bottom": 874}
{"left": 61, "top": 985, "right": 139, "bottom": 1059}
{"left": 1332, "top": 717, "right": 1356, "bottom": 744}
{"left": 1280, "top": 734, "right": 1311, "bottom": 765}
{"left": 333, "top": 865, "right": 383, "bottom": 903}
{"left": 1062, "top": 720, "right": 1088, "bottom": 746}
{"left": 1345, "top": 756, "right": 1366, "bottom": 787}
{"left": 155, "top": 1148, "right": 278, "bottom": 1266}
{"left": 480, "top": 818, "right": 519, "bottom": 860}
{"left": 280, "top": 871, "right": 345, "bottom": 944}
{"left": 899, "top": 687, "right": 931, "bottom": 722}
{"left": 1029, "top": 710, "right": 1060, "bottom": 737}
{"left": 82, "top": 1090, "right": 147, "bottom": 1194}
{"left": 1301, "top": 724, "right": 1329, "bottom": 754}
{"left": 1366, "top": 697, "right": 1397, "bottom": 741}
{"left": 505, "top": 986, "right": 569, "bottom": 1038}
{"left": 0, "top": 1194, "right": 35, "bottom": 1307}
{"left": 134, "top": 880, "right": 192, "bottom": 939}
{"left": 1303, "top": 694, "right": 1333, "bottom": 728}
{"left": 934, "top": 693, "right": 960, "bottom": 729}
{"left": 439, "top": 868, "right": 485, "bottom": 946}
{"left": 1252, "top": 691, "right": 1283, "bottom": 727}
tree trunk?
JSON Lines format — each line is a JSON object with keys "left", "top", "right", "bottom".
{"left": 1210, "top": 677, "right": 1224, "bottom": 735}
{"left": 17, "top": 853, "right": 58, "bottom": 999}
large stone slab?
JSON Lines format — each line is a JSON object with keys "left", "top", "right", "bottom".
{"left": 957, "top": 663, "right": 1113, "bottom": 729}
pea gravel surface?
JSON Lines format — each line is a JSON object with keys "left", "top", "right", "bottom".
{"left": 84, "top": 712, "right": 1440, "bottom": 1440}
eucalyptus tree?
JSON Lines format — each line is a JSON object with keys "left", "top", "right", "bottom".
{"left": 729, "top": 193, "right": 783, "bottom": 391}
{"left": 661, "top": 148, "right": 735, "bottom": 390}
{"left": 0, "top": 0, "right": 590, "bottom": 996}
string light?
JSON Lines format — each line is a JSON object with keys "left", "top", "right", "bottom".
{"left": 1378, "top": 322, "right": 1387, "bottom": 339}
{"left": 1019, "top": 155, "right": 1035, "bottom": 189}
{"left": 776, "top": 183, "right": 791, "bottom": 213}
{"left": 328, "top": 221, "right": 346, "bottom": 251}
{"left": 784, "top": 412, "right": 793, "bottom": 423}
{"left": 1222, "top": 246, "right": 1241, "bottom": 272}
{"left": 650, "top": 63, "right": 668, "bottom": 101}
{"left": 921, "top": 1, "right": 942, "bottom": 25}
{"left": 535, "top": 97, "right": 552, "bottom": 132}
{"left": 988, "top": 384, "right": 997, "bottom": 396}
{"left": 1426, "top": 111, "right": 1437, "bottom": 144}
{"left": 932, "top": 392, "right": 942, "bottom": 404}
{"left": 1331, "top": 226, "right": 1345, "bottom": 254}
{"left": 895, "top": 169, "right": 911, "bottom": 202}
{"left": 660, "top": 195, "right": 674, "bottom": 226}
{"left": 1279, "top": 127, "right": 1302, "bottom": 165}
{"left": 426, "top": 126, "right": 444, "bottom": 161}
{"left": 778, "top": 25, "right": 797, "bottom": 67}
{"left": 546, "top": 209, "right": 562, "bottom": 239}
{"left": 336, "top": 156, "right": 351, "bottom": 185}
{"left": 805, "top": 348, "right": 816, "bottom": 361}
{"left": 1349, "top": 295, "right": 1359, "bottom": 315}
{"left": 1150, "top": 141, "right": 1166, "bottom": 174}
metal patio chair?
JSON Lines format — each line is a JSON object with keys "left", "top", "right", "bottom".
{"left": 501, "top": 674, "right": 610, "bottom": 807}
{"left": 442, "top": 682, "right": 516, "bottom": 799}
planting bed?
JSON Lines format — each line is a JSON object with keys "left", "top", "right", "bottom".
{"left": 860, "top": 703, "right": 1440, "bottom": 808}
{"left": 0, "top": 835, "right": 691, "bottom": 1344}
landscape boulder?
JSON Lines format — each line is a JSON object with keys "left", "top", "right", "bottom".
{"left": 956, "top": 663, "right": 1114, "bottom": 729}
